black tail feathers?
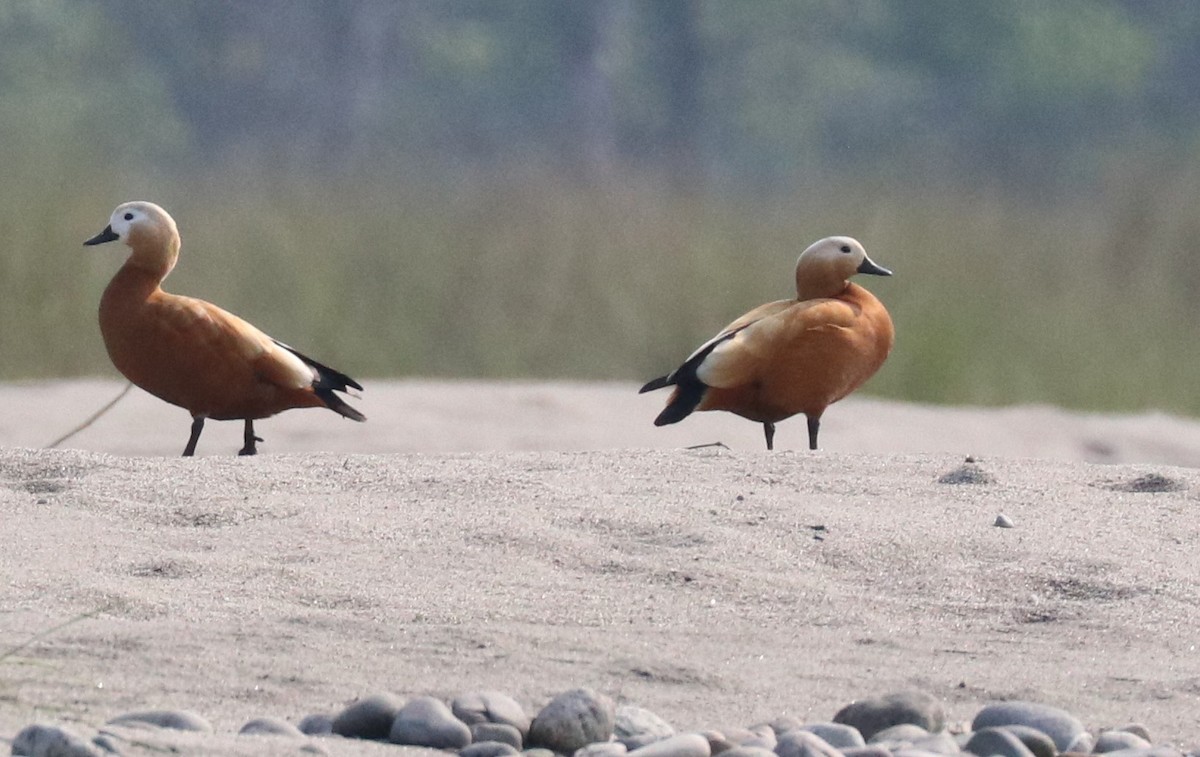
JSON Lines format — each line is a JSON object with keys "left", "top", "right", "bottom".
{"left": 653, "top": 380, "right": 706, "bottom": 426}
{"left": 274, "top": 339, "right": 366, "bottom": 422}
{"left": 639, "top": 375, "right": 672, "bottom": 394}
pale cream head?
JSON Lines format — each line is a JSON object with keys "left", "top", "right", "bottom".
{"left": 794, "top": 235, "right": 890, "bottom": 300}
{"left": 84, "top": 201, "right": 181, "bottom": 277}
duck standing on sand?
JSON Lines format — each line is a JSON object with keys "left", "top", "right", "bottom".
{"left": 84, "top": 201, "right": 365, "bottom": 456}
{"left": 640, "top": 236, "right": 893, "bottom": 450}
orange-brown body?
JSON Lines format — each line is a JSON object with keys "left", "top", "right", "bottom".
{"left": 696, "top": 282, "right": 893, "bottom": 424}
{"left": 641, "top": 235, "right": 893, "bottom": 450}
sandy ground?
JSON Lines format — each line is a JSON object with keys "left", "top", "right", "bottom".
{"left": 2, "top": 380, "right": 1200, "bottom": 755}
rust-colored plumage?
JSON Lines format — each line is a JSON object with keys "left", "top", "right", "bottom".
{"left": 84, "top": 201, "right": 364, "bottom": 456}
{"left": 640, "top": 236, "right": 893, "bottom": 450}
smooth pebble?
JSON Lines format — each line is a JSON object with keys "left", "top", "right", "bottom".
{"left": 994, "top": 514, "right": 1014, "bottom": 528}
{"left": 331, "top": 692, "right": 405, "bottom": 740}
{"left": 239, "top": 716, "right": 306, "bottom": 737}
{"left": 964, "top": 727, "right": 1035, "bottom": 757}
{"left": 775, "top": 729, "right": 843, "bottom": 757}
{"left": 616, "top": 705, "right": 676, "bottom": 749}
{"left": 994, "top": 725, "right": 1056, "bottom": 757}
{"left": 462, "top": 742, "right": 522, "bottom": 757}
{"left": 627, "top": 732, "right": 712, "bottom": 757}
{"left": 474, "top": 722, "right": 525, "bottom": 749}
{"left": 298, "top": 712, "right": 334, "bottom": 736}
{"left": 390, "top": 695, "right": 472, "bottom": 749}
{"left": 528, "top": 688, "right": 616, "bottom": 754}
{"left": 12, "top": 724, "right": 106, "bottom": 757}
{"left": 716, "top": 748, "right": 777, "bottom": 757}
{"left": 870, "top": 724, "right": 930, "bottom": 745}
{"left": 972, "top": 702, "right": 1086, "bottom": 753}
{"left": 576, "top": 742, "right": 631, "bottom": 757}
{"left": 842, "top": 747, "right": 894, "bottom": 757}
{"left": 106, "top": 709, "right": 213, "bottom": 732}
{"left": 454, "top": 690, "right": 533, "bottom": 737}
{"left": 798, "top": 723, "right": 866, "bottom": 750}
{"left": 834, "top": 691, "right": 945, "bottom": 741}
{"left": 1095, "top": 731, "right": 1153, "bottom": 753}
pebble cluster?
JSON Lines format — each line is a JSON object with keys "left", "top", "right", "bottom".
{"left": 10, "top": 688, "right": 1197, "bottom": 757}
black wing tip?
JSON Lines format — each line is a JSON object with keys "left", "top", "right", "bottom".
{"left": 639, "top": 375, "right": 672, "bottom": 394}
{"left": 316, "top": 388, "right": 366, "bottom": 422}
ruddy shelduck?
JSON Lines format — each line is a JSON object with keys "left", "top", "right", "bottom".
{"left": 84, "top": 201, "right": 365, "bottom": 456}
{"left": 640, "top": 236, "right": 893, "bottom": 450}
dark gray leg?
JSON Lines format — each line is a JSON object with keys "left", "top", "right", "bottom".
{"left": 238, "top": 419, "right": 263, "bottom": 456}
{"left": 806, "top": 415, "right": 820, "bottom": 450}
{"left": 763, "top": 422, "right": 776, "bottom": 450}
{"left": 183, "top": 417, "right": 205, "bottom": 457}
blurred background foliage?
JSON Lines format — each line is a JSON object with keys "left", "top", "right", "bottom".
{"left": 4, "top": 0, "right": 1200, "bottom": 412}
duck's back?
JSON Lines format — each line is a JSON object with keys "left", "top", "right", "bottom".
{"left": 698, "top": 282, "right": 893, "bottom": 422}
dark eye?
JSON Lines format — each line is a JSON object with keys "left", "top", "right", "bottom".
{"left": 123, "top": 212, "right": 134, "bottom": 221}
{"left": 840, "top": 244, "right": 851, "bottom": 253}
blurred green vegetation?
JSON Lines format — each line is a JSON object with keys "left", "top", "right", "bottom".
{"left": 4, "top": 1, "right": 1200, "bottom": 414}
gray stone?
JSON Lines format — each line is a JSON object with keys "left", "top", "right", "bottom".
{"left": 834, "top": 692, "right": 945, "bottom": 742}
{"left": 576, "top": 742, "right": 630, "bottom": 757}
{"left": 972, "top": 702, "right": 1086, "bottom": 753}
{"left": 870, "top": 725, "right": 930, "bottom": 745}
{"left": 798, "top": 724, "right": 866, "bottom": 750}
{"left": 528, "top": 688, "right": 617, "bottom": 754}
{"left": 775, "top": 729, "right": 843, "bottom": 757}
{"left": 1096, "top": 731, "right": 1153, "bottom": 753}
{"left": 1098, "top": 749, "right": 1185, "bottom": 757}
{"left": 525, "top": 750, "right": 560, "bottom": 757}
{"left": 627, "top": 732, "right": 712, "bottom": 757}
{"left": 765, "top": 717, "right": 804, "bottom": 736}
{"left": 239, "top": 716, "right": 306, "bottom": 737}
{"left": 842, "top": 748, "right": 894, "bottom": 757}
{"left": 390, "top": 695, "right": 473, "bottom": 749}
{"left": 332, "top": 692, "right": 405, "bottom": 740}
{"left": 892, "top": 751, "right": 946, "bottom": 757}
{"left": 994, "top": 725, "right": 1055, "bottom": 757}
{"left": 1065, "top": 732, "right": 1094, "bottom": 754}
{"left": 454, "top": 691, "right": 533, "bottom": 737}
{"left": 909, "top": 732, "right": 959, "bottom": 755}
{"left": 106, "top": 709, "right": 213, "bottom": 732}
{"left": 298, "top": 713, "right": 334, "bottom": 736}
{"left": 474, "top": 722, "right": 525, "bottom": 750}
{"left": 1119, "top": 724, "right": 1152, "bottom": 742}
{"left": 964, "top": 728, "right": 1036, "bottom": 757}
{"left": 702, "top": 730, "right": 737, "bottom": 755}
{"left": 994, "top": 514, "right": 1015, "bottom": 528}
{"left": 719, "top": 748, "right": 778, "bottom": 757}
{"left": 463, "top": 742, "right": 523, "bottom": 757}
{"left": 616, "top": 705, "right": 676, "bottom": 750}
{"left": 12, "top": 724, "right": 106, "bottom": 757}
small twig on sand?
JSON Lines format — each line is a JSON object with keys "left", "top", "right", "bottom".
{"left": 686, "top": 441, "right": 730, "bottom": 450}
{"left": 0, "top": 606, "right": 111, "bottom": 664}
{"left": 45, "top": 382, "right": 133, "bottom": 449}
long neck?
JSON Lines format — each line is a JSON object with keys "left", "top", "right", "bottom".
{"left": 795, "top": 265, "right": 849, "bottom": 301}
{"left": 123, "top": 225, "right": 180, "bottom": 283}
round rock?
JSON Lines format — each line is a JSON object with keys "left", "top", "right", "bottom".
{"left": 842, "top": 748, "right": 894, "bottom": 757}
{"left": 12, "top": 724, "right": 106, "bottom": 757}
{"left": 627, "top": 732, "right": 712, "bottom": 757}
{"left": 798, "top": 723, "right": 866, "bottom": 750}
{"left": 1119, "top": 724, "right": 1151, "bottom": 742}
{"left": 1095, "top": 732, "right": 1153, "bottom": 753}
{"left": 616, "top": 705, "right": 676, "bottom": 750}
{"left": 462, "top": 742, "right": 522, "bottom": 757}
{"left": 971, "top": 702, "right": 1086, "bottom": 752}
{"left": 994, "top": 725, "right": 1055, "bottom": 757}
{"left": 454, "top": 691, "right": 532, "bottom": 737}
{"left": 298, "top": 712, "right": 334, "bottom": 736}
{"left": 332, "top": 692, "right": 405, "bottom": 740}
{"left": 910, "top": 732, "right": 959, "bottom": 755}
{"left": 834, "top": 691, "right": 945, "bottom": 741}
{"left": 576, "top": 742, "right": 631, "bottom": 757}
{"left": 107, "top": 709, "right": 213, "bottom": 732}
{"left": 964, "top": 728, "right": 1035, "bottom": 757}
{"left": 717, "top": 748, "right": 777, "bottom": 757}
{"left": 870, "top": 724, "right": 930, "bottom": 745}
{"left": 474, "top": 722, "right": 525, "bottom": 749}
{"left": 239, "top": 716, "right": 306, "bottom": 737}
{"left": 528, "top": 688, "right": 617, "bottom": 754}
{"left": 765, "top": 716, "right": 804, "bottom": 736}
{"left": 775, "top": 729, "right": 843, "bottom": 757}
{"left": 390, "top": 695, "right": 472, "bottom": 749}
